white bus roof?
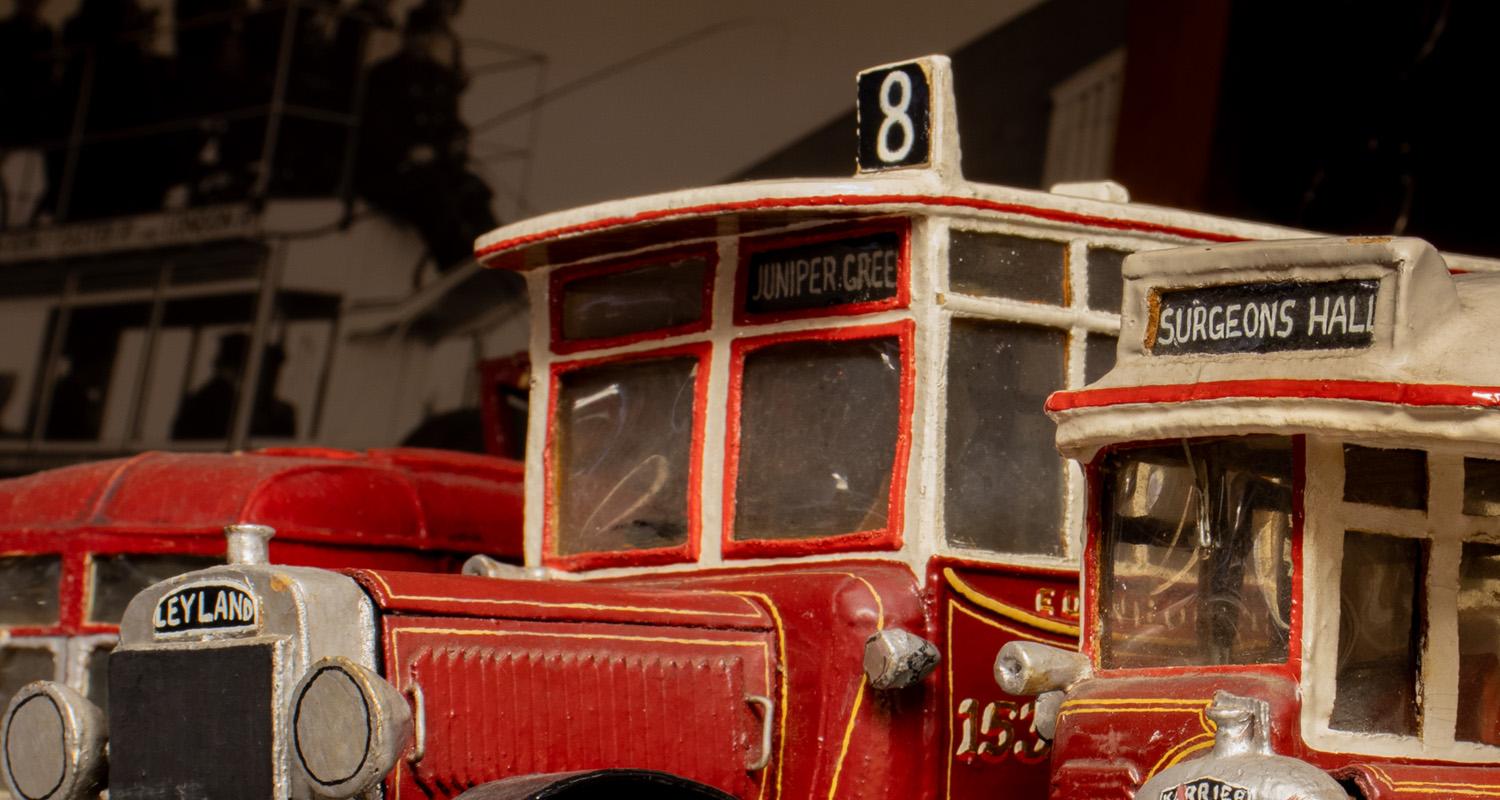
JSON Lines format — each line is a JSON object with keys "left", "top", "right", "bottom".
{"left": 474, "top": 173, "right": 1305, "bottom": 271}
{"left": 1049, "top": 237, "right": 1500, "bottom": 459}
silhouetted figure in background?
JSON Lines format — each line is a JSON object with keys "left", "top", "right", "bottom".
{"left": 173, "top": 333, "right": 297, "bottom": 440}
{"left": 0, "top": 0, "right": 57, "bottom": 150}
{"left": 45, "top": 350, "right": 109, "bottom": 440}
{"left": 357, "top": 5, "right": 496, "bottom": 272}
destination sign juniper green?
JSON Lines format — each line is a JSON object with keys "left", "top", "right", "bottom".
{"left": 1149, "top": 278, "right": 1379, "bottom": 355}
{"left": 744, "top": 230, "right": 901, "bottom": 316}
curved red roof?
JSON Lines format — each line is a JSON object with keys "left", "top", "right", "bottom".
{"left": 0, "top": 447, "right": 523, "bottom": 558}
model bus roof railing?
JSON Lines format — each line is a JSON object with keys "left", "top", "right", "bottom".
{"left": 0, "top": 447, "right": 522, "bottom": 557}
{"left": 1048, "top": 236, "right": 1500, "bottom": 458}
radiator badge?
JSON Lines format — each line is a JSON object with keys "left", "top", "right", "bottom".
{"left": 1159, "top": 778, "right": 1250, "bottom": 800}
{"left": 153, "top": 581, "right": 259, "bottom": 636}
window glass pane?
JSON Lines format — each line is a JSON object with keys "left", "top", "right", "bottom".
{"left": 1465, "top": 458, "right": 1500, "bottom": 517}
{"left": 1085, "top": 333, "right": 1117, "bottom": 385}
{"left": 560, "top": 257, "right": 708, "bottom": 343}
{"left": 0, "top": 646, "right": 56, "bottom": 717}
{"left": 945, "top": 321, "right": 1066, "bottom": 555}
{"left": 1099, "top": 437, "right": 1294, "bottom": 669}
{"left": 89, "top": 553, "right": 222, "bottom": 623}
{"left": 552, "top": 356, "right": 697, "bottom": 556}
{"left": 948, "top": 231, "right": 1065, "bottom": 304}
{"left": 0, "top": 555, "right": 62, "bottom": 626}
{"left": 1458, "top": 541, "right": 1500, "bottom": 745}
{"left": 1087, "top": 247, "right": 1128, "bottom": 312}
{"left": 88, "top": 643, "right": 114, "bottom": 716}
{"left": 733, "top": 336, "right": 902, "bottom": 541}
{"left": 1343, "top": 445, "right": 1427, "bottom": 510}
{"left": 1331, "top": 530, "right": 1422, "bottom": 736}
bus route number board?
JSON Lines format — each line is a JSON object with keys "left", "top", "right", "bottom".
{"left": 857, "top": 61, "right": 932, "bottom": 171}
{"left": 1148, "top": 278, "right": 1380, "bottom": 355}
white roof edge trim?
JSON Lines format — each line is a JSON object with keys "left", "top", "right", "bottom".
{"left": 473, "top": 172, "right": 1310, "bottom": 263}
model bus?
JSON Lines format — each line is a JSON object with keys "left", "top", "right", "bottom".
{"left": 6, "top": 56, "right": 1479, "bottom": 800}
{"left": 0, "top": 446, "right": 522, "bottom": 723}
{"left": 996, "top": 236, "right": 1500, "bottom": 799}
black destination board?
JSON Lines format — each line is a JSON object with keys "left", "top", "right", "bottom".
{"left": 152, "top": 581, "right": 259, "bottom": 636}
{"left": 1149, "top": 278, "right": 1380, "bottom": 355}
{"left": 857, "top": 62, "right": 932, "bottom": 171}
{"left": 744, "top": 231, "right": 901, "bottom": 316}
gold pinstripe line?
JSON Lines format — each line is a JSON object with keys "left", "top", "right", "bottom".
{"left": 942, "top": 568, "right": 1080, "bottom": 638}
{"left": 729, "top": 590, "right": 788, "bottom": 800}
{"left": 823, "top": 576, "right": 885, "bottom": 800}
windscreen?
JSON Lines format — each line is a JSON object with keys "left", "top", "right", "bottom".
{"left": 551, "top": 355, "right": 698, "bottom": 557}
{"left": 1099, "top": 436, "right": 1295, "bottom": 669}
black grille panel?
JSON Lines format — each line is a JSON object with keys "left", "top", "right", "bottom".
{"left": 109, "top": 644, "right": 276, "bottom": 800}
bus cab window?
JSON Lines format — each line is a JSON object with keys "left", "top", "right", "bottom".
{"left": 0, "top": 554, "right": 62, "bottom": 627}
{"left": 556, "top": 255, "right": 711, "bottom": 345}
{"left": 948, "top": 231, "right": 1065, "bottom": 304}
{"left": 1099, "top": 437, "right": 1294, "bottom": 669}
{"left": 89, "top": 553, "right": 222, "bottom": 624}
{"left": 1331, "top": 531, "right": 1423, "bottom": 736}
{"left": 1343, "top": 444, "right": 1427, "bottom": 510}
{"left": 944, "top": 320, "right": 1066, "bottom": 555}
{"left": 732, "top": 335, "right": 901, "bottom": 542}
{"left": 551, "top": 355, "right": 698, "bottom": 557}
{"left": 0, "top": 646, "right": 56, "bottom": 719}
{"left": 1457, "top": 541, "right": 1500, "bottom": 745}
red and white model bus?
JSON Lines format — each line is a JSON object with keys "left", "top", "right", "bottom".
{"left": 998, "top": 236, "right": 1500, "bottom": 800}
{"left": 7, "top": 57, "right": 1483, "bottom": 800}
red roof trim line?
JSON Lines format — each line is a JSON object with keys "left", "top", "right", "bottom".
{"left": 1047, "top": 379, "right": 1500, "bottom": 413}
{"left": 475, "top": 193, "right": 1247, "bottom": 264}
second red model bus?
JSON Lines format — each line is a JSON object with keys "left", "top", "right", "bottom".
{"left": 999, "top": 236, "right": 1500, "bottom": 800}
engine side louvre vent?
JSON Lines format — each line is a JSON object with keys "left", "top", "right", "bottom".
{"left": 394, "top": 621, "right": 774, "bottom": 799}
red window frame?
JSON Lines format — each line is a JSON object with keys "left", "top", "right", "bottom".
{"left": 734, "top": 218, "right": 911, "bottom": 326}
{"left": 721, "top": 319, "right": 915, "bottom": 559}
{"left": 1081, "top": 434, "right": 1306, "bottom": 680}
{"left": 542, "top": 342, "right": 713, "bottom": 571}
{"left": 548, "top": 244, "right": 718, "bottom": 355}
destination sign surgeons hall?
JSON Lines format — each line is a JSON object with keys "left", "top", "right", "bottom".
{"left": 1149, "top": 279, "right": 1380, "bottom": 356}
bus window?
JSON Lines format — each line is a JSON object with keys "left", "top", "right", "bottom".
{"left": 944, "top": 320, "right": 1066, "bottom": 555}
{"left": 1458, "top": 541, "right": 1500, "bottom": 745}
{"left": 554, "top": 252, "right": 712, "bottom": 348}
{"left": 89, "top": 553, "right": 223, "bottom": 624}
{"left": 948, "top": 231, "right": 1065, "bottom": 304}
{"left": 551, "top": 353, "right": 700, "bottom": 559}
{"left": 87, "top": 642, "right": 113, "bottom": 714}
{"left": 0, "top": 555, "right": 62, "bottom": 626}
{"left": 1343, "top": 444, "right": 1427, "bottom": 511}
{"left": 1086, "top": 246, "right": 1128, "bottom": 313}
{"left": 1331, "top": 530, "right": 1424, "bottom": 736}
{"left": 1463, "top": 457, "right": 1500, "bottom": 516}
{"left": 1085, "top": 333, "right": 1117, "bottom": 386}
{"left": 731, "top": 333, "right": 902, "bottom": 543}
{"left": 0, "top": 645, "right": 55, "bottom": 719}
{"left": 1099, "top": 437, "right": 1294, "bottom": 670}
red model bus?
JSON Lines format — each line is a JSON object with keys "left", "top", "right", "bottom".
{"left": 0, "top": 446, "right": 522, "bottom": 722}
{"left": 997, "top": 236, "right": 1500, "bottom": 800}
{"left": 8, "top": 57, "right": 1484, "bottom": 800}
